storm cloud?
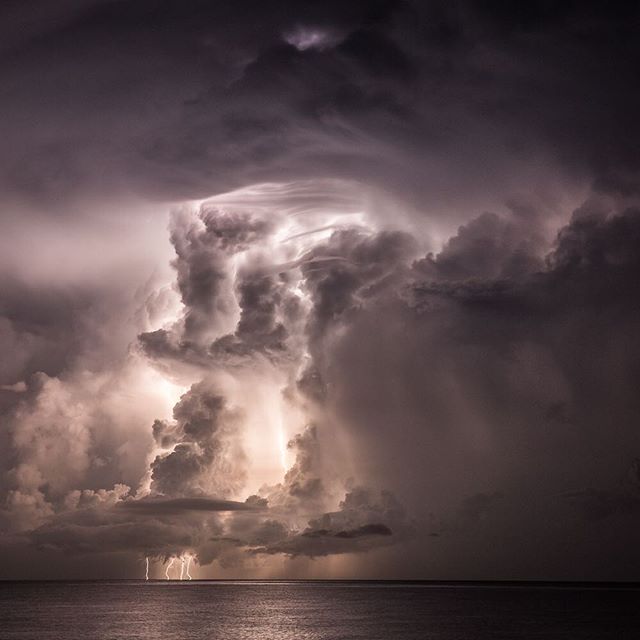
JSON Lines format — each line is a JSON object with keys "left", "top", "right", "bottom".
{"left": 1, "top": 1, "right": 640, "bottom": 579}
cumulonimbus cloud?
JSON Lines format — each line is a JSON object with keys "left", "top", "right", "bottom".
{"left": 2, "top": 1, "right": 640, "bottom": 579}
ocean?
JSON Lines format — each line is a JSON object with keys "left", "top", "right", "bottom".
{"left": 1, "top": 581, "right": 639, "bottom": 639}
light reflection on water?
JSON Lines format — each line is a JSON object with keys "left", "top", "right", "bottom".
{"left": 1, "top": 581, "right": 638, "bottom": 639}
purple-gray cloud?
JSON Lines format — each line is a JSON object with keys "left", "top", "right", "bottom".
{"left": 1, "top": 1, "right": 640, "bottom": 580}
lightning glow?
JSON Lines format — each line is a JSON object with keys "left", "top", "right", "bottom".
{"left": 179, "top": 556, "right": 185, "bottom": 580}
{"left": 277, "top": 421, "right": 288, "bottom": 472}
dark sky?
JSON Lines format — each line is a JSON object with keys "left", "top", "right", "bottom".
{"left": 1, "top": 0, "right": 640, "bottom": 580}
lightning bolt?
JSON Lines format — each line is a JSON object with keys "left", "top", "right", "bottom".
{"left": 165, "top": 557, "right": 175, "bottom": 580}
{"left": 185, "top": 555, "right": 193, "bottom": 580}
{"left": 145, "top": 556, "right": 149, "bottom": 581}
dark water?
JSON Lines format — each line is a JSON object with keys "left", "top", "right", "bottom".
{"left": 1, "top": 581, "right": 639, "bottom": 639}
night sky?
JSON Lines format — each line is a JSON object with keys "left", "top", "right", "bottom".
{"left": 1, "top": 1, "right": 640, "bottom": 580}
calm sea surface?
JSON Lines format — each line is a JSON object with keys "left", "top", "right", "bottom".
{"left": 1, "top": 581, "right": 639, "bottom": 639}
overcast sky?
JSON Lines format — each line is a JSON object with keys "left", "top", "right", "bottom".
{"left": 1, "top": 0, "right": 640, "bottom": 580}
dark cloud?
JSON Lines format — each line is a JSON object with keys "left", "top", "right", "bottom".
{"left": 0, "top": 276, "right": 137, "bottom": 386}
{"left": 255, "top": 523, "right": 393, "bottom": 557}
{"left": 258, "top": 424, "right": 336, "bottom": 517}
{"left": 560, "top": 458, "right": 640, "bottom": 522}
{"left": 298, "top": 228, "right": 417, "bottom": 401}
{"left": 562, "top": 488, "right": 640, "bottom": 522}
{"left": 139, "top": 204, "right": 299, "bottom": 369}
{"left": 5, "top": 198, "right": 640, "bottom": 578}
{"left": 167, "top": 208, "right": 272, "bottom": 343}
{"left": 28, "top": 512, "right": 209, "bottom": 557}
{"left": 117, "top": 496, "right": 263, "bottom": 516}
{"left": 253, "top": 485, "right": 409, "bottom": 557}
{"left": 2, "top": 0, "right": 640, "bottom": 580}
{"left": 414, "top": 210, "right": 545, "bottom": 281}
{"left": 149, "top": 379, "right": 245, "bottom": 498}
{"left": 333, "top": 523, "right": 392, "bottom": 538}
{"left": 2, "top": 1, "right": 638, "bottom": 214}
{"left": 283, "top": 202, "right": 640, "bottom": 574}
{"left": 209, "top": 269, "right": 292, "bottom": 361}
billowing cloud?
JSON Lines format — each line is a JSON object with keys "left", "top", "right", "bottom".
{"left": 148, "top": 379, "right": 245, "bottom": 499}
{"left": 1, "top": 1, "right": 640, "bottom": 580}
